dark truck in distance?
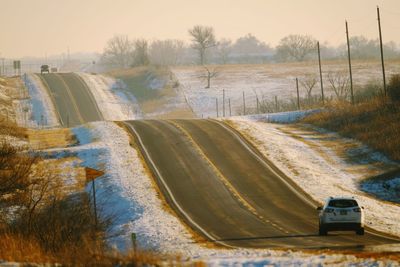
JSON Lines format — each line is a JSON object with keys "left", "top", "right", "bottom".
{"left": 40, "top": 65, "right": 50, "bottom": 74}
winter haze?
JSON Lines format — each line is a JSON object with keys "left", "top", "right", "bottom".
{"left": 1, "top": 0, "right": 400, "bottom": 57}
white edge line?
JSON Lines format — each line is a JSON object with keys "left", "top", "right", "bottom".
{"left": 216, "top": 120, "right": 400, "bottom": 241}
{"left": 36, "top": 74, "right": 64, "bottom": 126}
{"left": 74, "top": 73, "right": 105, "bottom": 121}
{"left": 215, "top": 120, "right": 318, "bottom": 209}
{"left": 125, "top": 122, "right": 236, "bottom": 248}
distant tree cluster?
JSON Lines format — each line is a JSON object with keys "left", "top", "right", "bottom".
{"left": 275, "top": 35, "right": 317, "bottom": 62}
{"left": 100, "top": 26, "right": 400, "bottom": 69}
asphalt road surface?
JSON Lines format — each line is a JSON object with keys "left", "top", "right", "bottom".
{"left": 125, "top": 119, "right": 399, "bottom": 249}
{"left": 38, "top": 73, "right": 103, "bottom": 126}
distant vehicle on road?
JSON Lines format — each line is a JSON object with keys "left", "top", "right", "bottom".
{"left": 317, "top": 197, "right": 364, "bottom": 236}
{"left": 41, "top": 65, "right": 50, "bottom": 74}
{"left": 51, "top": 67, "right": 58, "bottom": 73}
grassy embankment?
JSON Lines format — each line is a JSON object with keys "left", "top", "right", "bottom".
{"left": 108, "top": 66, "right": 194, "bottom": 118}
{"left": 303, "top": 74, "right": 400, "bottom": 162}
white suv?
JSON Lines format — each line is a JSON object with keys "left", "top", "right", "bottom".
{"left": 317, "top": 197, "right": 364, "bottom": 236}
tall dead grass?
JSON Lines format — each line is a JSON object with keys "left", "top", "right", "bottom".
{"left": 303, "top": 97, "right": 400, "bottom": 161}
{"left": 0, "top": 118, "right": 27, "bottom": 138}
{"left": 0, "top": 232, "right": 171, "bottom": 266}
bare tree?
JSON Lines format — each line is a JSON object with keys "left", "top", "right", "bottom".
{"left": 275, "top": 34, "right": 316, "bottom": 62}
{"left": 101, "top": 35, "right": 133, "bottom": 68}
{"left": 300, "top": 74, "right": 318, "bottom": 99}
{"left": 202, "top": 66, "right": 218, "bottom": 88}
{"left": 149, "top": 39, "right": 185, "bottom": 66}
{"left": 188, "top": 25, "right": 217, "bottom": 65}
{"left": 327, "top": 71, "right": 350, "bottom": 100}
{"left": 132, "top": 39, "right": 149, "bottom": 66}
{"left": 216, "top": 39, "right": 232, "bottom": 64}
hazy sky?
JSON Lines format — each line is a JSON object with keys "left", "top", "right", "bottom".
{"left": 1, "top": 0, "right": 399, "bottom": 58}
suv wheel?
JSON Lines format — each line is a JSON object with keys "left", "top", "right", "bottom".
{"left": 319, "top": 225, "right": 328, "bottom": 236}
{"left": 356, "top": 228, "right": 364, "bottom": 235}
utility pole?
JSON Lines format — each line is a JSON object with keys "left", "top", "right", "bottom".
{"left": 377, "top": 6, "right": 387, "bottom": 96}
{"left": 242, "top": 91, "right": 246, "bottom": 115}
{"left": 216, "top": 98, "right": 219, "bottom": 117}
{"left": 222, "top": 89, "right": 225, "bottom": 117}
{"left": 296, "top": 78, "right": 300, "bottom": 110}
{"left": 317, "top": 41, "right": 325, "bottom": 104}
{"left": 1, "top": 58, "right": 5, "bottom": 76}
{"left": 229, "top": 98, "right": 232, "bottom": 116}
{"left": 92, "top": 179, "right": 98, "bottom": 230}
{"left": 345, "top": 20, "right": 355, "bottom": 105}
{"left": 256, "top": 96, "right": 260, "bottom": 113}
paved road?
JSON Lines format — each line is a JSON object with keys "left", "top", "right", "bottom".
{"left": 38, "top": 73, "right": 103, "bottom": 126}
{"left": 125, "top": 119, "right": 399, "bottom": 249}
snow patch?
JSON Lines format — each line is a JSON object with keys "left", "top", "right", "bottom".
{"left": 362, "top": 176, "right": 400, "bottom": 203}
{"left": 14, "top": 74, "right": 59, "bottom": 128}
{"left": 233, "top": 109, "right": 319, "bottom": 123}
{"left": 77, "top": 73, "right": 141, "bottom": 120}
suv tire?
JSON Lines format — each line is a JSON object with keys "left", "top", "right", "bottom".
{"left": 356, "top": 228, "right": 364, "bottom": 235}
{"left": 319, "top": 225, "right": 328, "bottom": 236}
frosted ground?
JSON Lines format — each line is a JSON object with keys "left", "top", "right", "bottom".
{"left": 18, "top": 71, "right": 400, "bottom": 265}
{"left": 172, "top": 60, "right": 400, "bottom": 118}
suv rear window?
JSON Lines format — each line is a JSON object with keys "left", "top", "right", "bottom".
{"left": 328, "top": 199, "right": 358, "bottom": 208}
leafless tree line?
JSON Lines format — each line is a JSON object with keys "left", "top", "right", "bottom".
{"left": 101, "top": 25, "right": 400, "bottom": 69}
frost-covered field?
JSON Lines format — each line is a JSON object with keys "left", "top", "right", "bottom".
{"left": 172, "top": 61, "right": 400, "bottom": 117}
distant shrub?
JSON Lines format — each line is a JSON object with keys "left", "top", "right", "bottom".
{"left": 388, "top": 74, "right": 400, "bottom": 102}
{"left": 354, "top": 79, "right": 382, "bottom": 103}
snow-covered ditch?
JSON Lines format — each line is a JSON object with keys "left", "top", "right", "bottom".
{"left": 77, "top": 73, "right": 142, "bottom": 120}
{"left": 228, "top": 113, "right": 400, "bottom": 239}
{"left": 21, "top": 74, "right": 60, "bottom": 127}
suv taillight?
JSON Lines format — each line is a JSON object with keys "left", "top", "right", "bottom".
{"left": 353, "top": 207, "right": 361, "bottom": 212}
{"left": 324, "top": 208, "right": 334, "bottom": 213}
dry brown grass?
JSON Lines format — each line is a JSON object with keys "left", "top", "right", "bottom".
{"left": 0, "top": 233, "right": 55, "bottom": 263}
{"left": 106, "top": 66, "right": 149, "bottom": 77}
{"left": 300, "top": 248, "right": 400, "bottom": 262}
{"left": 303, "top": 97, "right": 400, "bottom": 161}
{"left": 0, "top": 118, "right": 27, "bottom": 138}
{"left": 0, "top": 232, "right": 178, "bottom": 266}
{"left": 27, "top": 128, "right": 76, "bottom": 149}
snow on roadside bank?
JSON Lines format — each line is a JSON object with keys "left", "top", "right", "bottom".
{"left": 229, "top": 114, "right": 400, "bottom": 238}
{"left": 235, "top": 109, "right": 319, "bottom": 123}
{"left": 13, "top": 74, "right": 59, "bottom": 128}
{"left": 78, "top": 73, "right": 141, "bottom": 121}
{"left": 24, "top": 74, "right": 59, "bottom": 127}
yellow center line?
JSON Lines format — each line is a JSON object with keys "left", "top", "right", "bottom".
{"left": 168, "top": 120, "right": 289, "bottom": 234}
{"left": 55, "top": 73, "right": 85, "bottom": 125}
{"left": 37, "top": 74, "right": 64, "bottom": 126}
{"left": 74, "top": 73, "right": 104, "bottom": 120}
